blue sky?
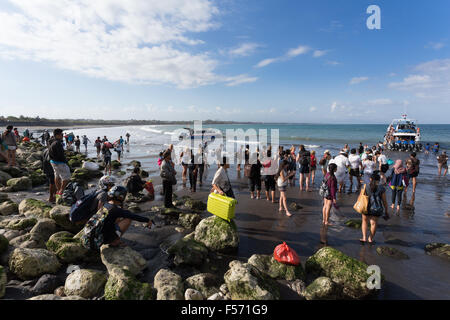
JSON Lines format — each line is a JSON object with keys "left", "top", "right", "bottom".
{"left": 0, "top": 0, "right": 449, "bottom": 123}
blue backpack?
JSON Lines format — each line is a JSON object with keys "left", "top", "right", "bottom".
{"left": 69, "top": 190, "right": 102, "bottom": 223}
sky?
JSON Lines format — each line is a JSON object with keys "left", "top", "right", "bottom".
{"left": 0, "top": 0, "right": 449, "bottom": 124}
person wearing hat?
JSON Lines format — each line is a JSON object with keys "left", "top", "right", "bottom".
{"left": 332, "top": 150, "right": 350, "bottom": 193}
{"left": 320, "top": 150, "right": 332, "bottom": 176}
{"left": 437, "top": 151, "right": 448, "bottom": 177}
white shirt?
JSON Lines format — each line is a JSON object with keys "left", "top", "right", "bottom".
{"left": 363, "top": 160, "right": 376, "bottom": 175}
{"left": 334, "top": 154, "right": 350, "bottom": 173}
{"left": 378, "top": 154, "right": 387, "bottom": 165}
{"left": 348, "top": 154, "right": 361, "bottom": 170}
{"left": 212, "top": 167, "right": 231, "bottom": 192}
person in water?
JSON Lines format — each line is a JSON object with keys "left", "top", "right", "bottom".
{"left": 322, "top": 163, "right": 338, "bottom": 226}
{"left": 388, "top": 160, "right": 409, "bottom": 212}
{"left": 437, "top": 151, "right": 448, "bottom": 177}
{"left": 277, "top": 160, "right": 294, "bottom": 217}
{"left": 360, "top": 171, "right": 389, "bottom": 245}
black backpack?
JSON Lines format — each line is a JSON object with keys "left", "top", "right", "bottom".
{"left": 70, "top": 190, "right": 103, "bottom": 223}
{"left": 62, "top": 182, "right": 85, "bottom": 206}
{"left": 368, "top": 187, "right": 384, "bottom": 216}
{"left": 301, "top": 152, "right": 310, "bottom": 166}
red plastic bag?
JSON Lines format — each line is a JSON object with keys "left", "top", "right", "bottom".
{"left": 273, "top": 242, "right": 300, "bottom": 266}
{"left": 144, "top": 181, "right": 154, "bottom": 196}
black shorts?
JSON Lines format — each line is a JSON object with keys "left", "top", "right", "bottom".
{"left": 299, "top": 165, "right": 310, "bottom": 174}
{"left": 46, "top": 174, "right": 55, "bottom": 185}
{"left": 310, "top": 165, "right": 317, "bottom": 171}
{"left": 249, "top": 177, "right": 262, "bottom": 192}
{"left": 349, "top": 168, "right": 360, "bottom": 177}
{"left": 408, "top": 172, "right": 419, "bottom": 179}
{"left": 104, "top": 157, "right": 111, "bottom": 166}
{"left": 263, "top": 175, "right": 276, "bottom": 191}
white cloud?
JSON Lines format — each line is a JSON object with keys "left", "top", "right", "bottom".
{"left": 229, "top": 42, "right": 261, "bottom": 57}
{"left": 286, "top": 45, "right": 310, "bottom": 58}
{"left": 0, "top": 0, "right": 254, "bottom": 88}
{"left": 225, "top": 74, "right": 258, "bottom": 87}
{"left": 425, "top": 42, "right": 445, "bottom": 50}
{"left": 350, "top": 77, "right": 369, "bottom": 85}
{"left": 255, "top": 58, "right": 279, "bottom": 68}
{"left": 313, "top": 50, "right": 328, "bottom": 58}
{"left": 326, "top": 60, "right": 340, "bottom": 66}
{"left": 331, "top": 102, "right": 337, "bottom": 112}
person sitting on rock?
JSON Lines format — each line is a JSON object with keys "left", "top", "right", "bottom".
{"left": 125, "top": 167, "right": 146, "bottom": 196}
{"left": 101, "top": 186, "right": 152, "bottom": 247}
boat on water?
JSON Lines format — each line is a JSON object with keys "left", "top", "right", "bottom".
{"left": 384, "top": 114, "right": 423, "bottom": 152}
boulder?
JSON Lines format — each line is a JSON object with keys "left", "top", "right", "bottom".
{"left": 9, "top": 233, "right": 46, "bottom": 249}
{"left": 71, "top": 168, "right": 91, "bottom": 181}
{"left": 289, "top": 202, "right": 303, "bottom": 211}
{"left": 64, "top": 269, "right": 107, "bottom": 299}
{"left": 1, "top": 229, "right": 22, "bottom": 241}
{"left": 0, "top": 200, "right": 19, "bottom": 216}
{"left": 0, "top": 234, "right": 8, "bottom": 254}
{"left": 184, "top": 199, "right": 207, "bottom": 212}
{"left": 2, "top": 166, "right": 23, "bottom": 178}
{"left": 29, "top": 171, "right": 47, "bottom": 187}
{"left": 248, "top": 254, "right": 306, "bottom": 281}
{"left": 304, "top": 277, "right": 339, "bottom": 300}
{"left": 30, "top": 218, "right": 58, "bottom": 242}
{"left": 0, "top": 265, "right": 6, "bottom": 298}
{"left": 129, "top": 160, "right": 141, "bottom": 168}
{"left": 0, "top": 192, "right": 10, "bottom": 202}
{"left": 29, "top": 160, "right": 43, "bottom": 171}
{"left": 28, "top": 294, "right": 86, "bottom": 300}
{"left": 100, "top": 245, "right": 147, "bottom": 276}
{"left": 46, "top": 231, "right": 89, "bottom": 264}
{"left": 224, "top": 260, "right": 280, "bottom": 300}
{"left": 286, "top": 279, "right": 306, "bottom": 298}
{"left": 49, "top": 206, "right": 82, "bottom": 233}
{"left": 0, "top": 171, "right": 13, "bottom": 185}
{"left": 424, "top": 243, "right": 450, "bottom": 260}
{"left": 185, "top": 288, "right": 204, "bottom": 300}
{"left": 194, "top": 216, "right": 239, "bottom": 253}
{"left": 376, "top": 246, "right": 409, "bottom": 260}
{"left": 178, "top": 213, "right": 201, "bottom": 230}
{"left": 18, "top": 199, "right": 52, "bottom": 218}
{"left": 185, "top": 273, "right": 221, "bottom": 298}
{"left": 7, "top": 177, "right": 32, "bottom": 191}
{"left": 6, "top": 217, "right": 38, "bottom": 231}
{"left": 111, "top": 160, "right": 121, "bottom": 169}
{"left": 305, "top": 246, "right": 380, "bottom": 299}
{"left": 31, "top": 274, "right": 63, "bottom": 295}
{"left": 104, "top": 268, "right": 153, "bottom": 300}
{"left": 153, "top": 269, "right": 184, "bottom": 300}
{"left": 9, "top": 248, "right": 61, "bottom": 280}
{"left": 167, "top": 238, "right": 208, "bottom": 266}
{"left": 68, "top": 159, "right": 82, "bottom": 169}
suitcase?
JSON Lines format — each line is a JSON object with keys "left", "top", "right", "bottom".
{"left": 207, "top": 193, "right": 237, "bottom": 222}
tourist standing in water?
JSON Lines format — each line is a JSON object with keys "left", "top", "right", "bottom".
{"left": 405, "top": 152, "right": 420, "bottom": 197}
{"left": 297, "top": 145, "right": 311, "bottom": 192}
{"left": 82, "top": 135, "right": 90, "bottom": 153}
{"left": 320, "top": 150, "right": 331, "bottom": 176}
{"left": 437, "top": 151, "right": 448, "bottom": 177}
{"left": 333, "top": 150, "right": 350, "bottom": 193}
{"left": 248, "top": 151, "right": 262, "bottom": 199}
{"left": 180, "top": 147, "right": 190, "bottom": 185}
{"left": 262, "top": 149, "right": 277, "bottom": 203}
{"left": 322, "top": 163, "right": 337, "bottom": 226}
{"left": 277, "top": 160, "right": 294, "bottom": 217}
{"left": 188, "top": 149, "right": 199, "bottom": 193}
{"left": 362, "top": 154, "right": 376, "bottom": 186}
{"left": 360, "top": 171, "right": 389, "bottom": 245}
{"left": 160, "top": 150, "right": 177, "bottom": 208}
{"left": 126, "top": 132, "right": 130, "bottom": 144}
{"left": 388, "top": 160, "right": 409, "bottom": 212}
{"left": 2, "top": 125, "right": 17, "bottom": 167}
{"left": 348, "top": 148, "right": 362, "bottom": 193}
{"left": 95, "top": 137, "right": 102, "bottom": 158}
{"left": 74, "top": 136, "right": 81, "bottom": 153}
{"left": 310, "top": 150, "right": 317, "bottom": 186}
{"left": 102, "top": 143, "right": 112, "bottom": 175}
{"left": 287, "top": 147, "right": 297, "bottom": 187}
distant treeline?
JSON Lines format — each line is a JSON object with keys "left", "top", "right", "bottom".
{"left": 0, "top": 116, "right": 260, "bottom": 127}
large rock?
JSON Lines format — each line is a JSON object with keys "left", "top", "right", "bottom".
{"left": 6, "top": 217, "right": 38, "bottom": 231}
{"left": 304, "top": 277, "right": 339, "bottom": 300}
{"left": 46, "top": 231, "right": 89, "bottom": 264}
{"left": 0, "top": 171, "right": 13, "bottom": 185}
{"left": 30, "top": 219, "right": 58, "bottom": 242}
{"left": 31, "top": 274, "right": 63, "bottom": 295}
{"left": 345, "top": 219, "right": 362, "bottom": 229}
{"left": 224, "top": 260, "right": 280, "bottom": 300}
{"left": 167, "top": 238, "right": 208, "bottom": 266}
{"left": 248, "top": 254, "right": 306, "bottom": 281}
{"left": 6, "top": 177, "right": 32, "bottom": 191}
{"left": 64, "top": 269, "right": 107, "bottom": 299}
{"left": 178, "top": 213, "right": 201, "bottom": 230}
{"left": 49, "top": 206, "right": 82, "bottom": 233}
{"left": 18, "top": 199, "right": 52, "bottom": 218}
{"left": 0, "top": 201, "right": 19, "bottom": 216}
{"left": 153, "top": 269, "right": 184, "bottom": 300}
{"left": 104, "top": 268, "right": 153, "bottom": 300}
{"left": 0, "top": 265, "right": 6, "bottom": 298}
{"left": 305, "top": 246, "right": 380, "bottom": 299}
{"left": 425, "top": 243, "right": 450, "bottom": 260}
{"left": 9, "top": 248, "right": 61, "bottom": 280}
{"left": 9, "top": 233, "right": 46, "bottom": 249}
{"left": 0, "top": 193, "right": 10, "bottom": 202}
{"left": 185, "top": 288, "right": 204, "bottom": 300}
{"left": 2, "top": 166, "right": 23, "bottom": 178}
{"left": 194, "top": 216, "right": 239, "bottom": 253}
{"left": 29, "top": 171, "right": 47, "bottom": 187}
{"left": 100, "top": 245, "right": 147, "bottom": 276}
{"left": 376, "top": 246, "right": 409, "bottom": 260}
{"left": 184, "top": 199, "right": 207, "bottom": 212}
{"left": 0, "top": 234, "right": 9, "bottom": 254}
{"left": 185, "top": 273, "right": 221, "bottom": 298}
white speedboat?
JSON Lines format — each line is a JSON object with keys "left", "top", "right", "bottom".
{"left": 384, "top": 114, "right": 422, "bottom": 152}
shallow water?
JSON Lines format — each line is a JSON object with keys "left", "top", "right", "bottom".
{"left": 27, "top": 124, "right": 449, "bottom": 299}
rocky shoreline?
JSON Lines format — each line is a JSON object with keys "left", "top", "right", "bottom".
{"left": 0, "top": 141, "right": 448, "bottom": 300}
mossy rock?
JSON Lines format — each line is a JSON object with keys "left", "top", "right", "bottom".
{"left": 345, "top": 219, "right": 362, "bottom": 229}
{"left": 71, "top": 168, "right": 91, "bottom": 181}
{"left": 104, "top": 268, "right": 154, "bottom": 300}
{"left": 18, "top": 198, "right": 52, "bottom": 218}
{"left": 111, "top": 160, "right": 121, "bottom": 169}
{"left": 6, "top": 176, "right": 32, "bottom": 191}
{"left": 0, "top": 200, "right": 19, "bottom": 216}
{"left": 424, "top": 243, "right": 450, "bottom": 260}
{"left": 0, "top": 171, "right": 13, "bottom": 185}
{"left": 140, "top": 170, "right": 149, "bottom": 178}
{"left": 0, "top": 265, "right": 6, "bottom": 298}
{"left": 305, "top": 246, "right": 381, "bottom": 299}
{"left": 129, "top": 161, "right": 141, "bottom": 168}
{"left": 0, "top": 234, "right": 9, "bottom": 254}
{"left": 304, "top": 277, "right": 339, "bottom": 300}
{"left": 194, "top": 216, "right": 239, "bottom": 253}
{"left": 46, "top": 231, "right": 90, "bottom": 264}
{"left": 8, "top": 248, "right": 62, "bottom": 280}
{"left": 178, "top": 213, "right": 201, "bottom": 230}
{"left": 68, "top": 159, "right": 82, "bottom": 169}
{"left": 184, "top": 199, "right": 207, "bottom": 212}
{"left": 167, "top": 238, "right": 209, "bottom": 266}
{"left": 116, "top": 171, "right": 126, "bottom": 176}
{"left": 376, "top": 246, "right": 409, "bottom": 260}
{"left": 1, "top": 166, "right": 23, "bottom": 178}
{"left": 29, "top": 171, "right": 47, "bottom": 187}
{"left": 6, "top": 217, "right": 38, "bottom": 230}
{"left": 248, "top": 254, "right": 306, "bottom": 281}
